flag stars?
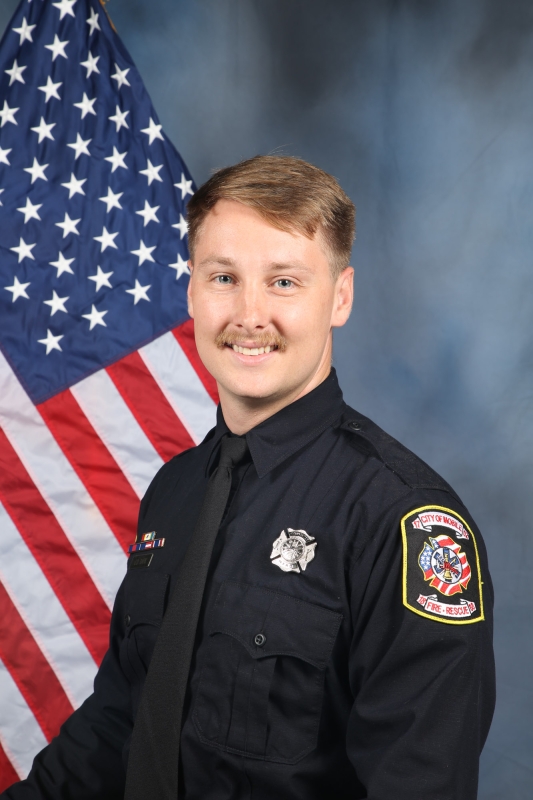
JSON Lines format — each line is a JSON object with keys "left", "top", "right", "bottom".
{"left": 38, "top": 329, "right": 63, "bottom": 355}
{"left": 109, "top": 105, "right": 129, "bottom": 132}
{"left": 126, "top": 280, "right": 151, "bottom": 305}
{"left": 172, "top": 214, "right": 188, "bottom": 239}
{"left": 24, "top": 157, "right": 48, "bottom": 183}
{"left": 5, "top": 276, "right": 30, "bottom": 303}
{"left": 67, "top": 133, "right": 91, "bottom": 159}
{"left": 44, "top": 290, "right": 69, "bottom": 315}
{"left": 45, "top": 35, "right": 69, "bottom": 61}
{"left": 38, "top": 76, "right": 62, "bottom": 102}
{"left": 111, "top": 63, "right": 130, "bottom": 89}
{"left": 99, "top": 187, "right": 123, "bottom": 212}
{"left": 74, "top": 93, "right": 97, "bottom": 118}
{"left": 94, "top": 226, "right": 119, "bottom": 251}
{"left": 86, "top": 8, "right": 100, "bottom": 35}
{"left": 82, "top": 304, "right": 108, "bottom": 330}
{"left": 5, "top": 60, "right": 26, "bottom": 86}
{"left": 31, "top": 117, "right": 56, "bottom": 143}
{"left": 140, "top": 159, "right": 163, "bottom": 185}
{"left": 0, "top": 146, "right": 12, "bottom": 165}
{"left": 17, "top": 198, "right": 42, "bottom": 223}
{"left": 0, "top": 101, "right": 19, "bottom": 127}
{"left": 81, "top": 51, "right": 100, "bottom": 78}
{"left": 141, "top": 117, "right": 163, "bottom": 145}
{"left": 104, "top": 146, "right": 128, "bottom": 172}
{"left": 61, "top": 173, "right": 86, "bottom": 198}
{"left": 88, "top": 266, "right": 113, "bottom": 291}
{"left": 50, "top": 252, "right": 75, "bottom": 277}
{"left": 175, "top": 173, "right": 194, "bottom": 199}
{"left": 52, "top": 0, "right": 77, "bottom": 20}
{"left": 131, "top": 240, "right": 156, "bottom": 266}
{"left": 136, "top": 200, "right": 160, "bottom": 226}
{"left": 55, "top": 212, "right": 81, "bottom": 238}
{"left": 10, "top": 237, "right": 36, "bottom": 262}
{"left": 13, "top": 17, "right": 36, "bottom": 46}
{"left": 168, "top": 253, "right": 190, "bottom": 280}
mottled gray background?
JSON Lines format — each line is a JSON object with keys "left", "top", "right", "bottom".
{"left": 2, "top": 0, "right": 532, "bottom": 796}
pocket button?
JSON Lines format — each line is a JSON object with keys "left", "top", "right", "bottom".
{"left": 254, "top": 633, "right": 266, "bottom": 647}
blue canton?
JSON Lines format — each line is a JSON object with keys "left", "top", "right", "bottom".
{"left": 0, "top": 0, "right": 195, "bottom": 404}
{"left": 419, "top": 543, "right": 433, "bottom": 572}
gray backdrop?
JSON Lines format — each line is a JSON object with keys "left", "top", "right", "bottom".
{"left": 1, "top": 1, "right": 532, "bottom": 797}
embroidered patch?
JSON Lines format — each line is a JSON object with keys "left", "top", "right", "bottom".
{"left": 401, "top": 505, "right": 484, "bottom": 624}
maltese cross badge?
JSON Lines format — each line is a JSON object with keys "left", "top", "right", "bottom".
{"left": 270, "top": 528, "right": 317, "bottom": 573}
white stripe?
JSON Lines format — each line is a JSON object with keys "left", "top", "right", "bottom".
{"left": 0, "top": 658, "right": 48, "bottom": 779}
{"left": 71, "top": 369, "right": 164, "bottom": 498}
{"left": 0, "top": 502, "right": 96, "bottom": 707}
{"left": 0, "top": 351, "right": 125, "bottom": 610}
{"left": 139, "top": 332, "right": 216, "bottom": 444}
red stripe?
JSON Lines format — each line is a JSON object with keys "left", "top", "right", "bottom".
{"left": 107, "top": 351, "right": 195, "bottom": 462}
{"left": 0, "top": 583, "right": 74, "bottom": 742}
{"left": 0, "top": 741, "right": 19, "bottom": 792}
{"left": 0, "top": 429, "right": 110, "bottom": 665}
{"left": 38, "top": 391, "right": 139, "bottom": 553}
{"left": 173, "top": 319, "right": 219, "bottom": 404}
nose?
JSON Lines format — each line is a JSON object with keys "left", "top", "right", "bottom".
{"left": 233, "top": 278, "right": 270, "bottom": 333}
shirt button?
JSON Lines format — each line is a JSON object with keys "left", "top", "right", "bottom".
{"left": 254, "top": 633, "right": 266, "bottom": 647}
{"left": 349, "top": 421, "right": 361, "bottom": 431}
{"left": 124, "top": 614, "right": 131, "bottom": 627}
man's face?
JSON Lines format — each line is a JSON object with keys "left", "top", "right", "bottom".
{"left": 187, "top": 199, "right": 353, "bottom": 412}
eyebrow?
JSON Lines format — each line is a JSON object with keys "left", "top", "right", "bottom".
{"left": 196, "top": 256, "right": 314, "bottom": 275}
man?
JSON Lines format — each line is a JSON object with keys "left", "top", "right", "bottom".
{"left": 3, "top": 156, "right": 495, "bottom": 799}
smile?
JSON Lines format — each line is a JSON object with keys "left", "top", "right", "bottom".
{"left": 229, "top": 344, "right": 279, "bottom": 355}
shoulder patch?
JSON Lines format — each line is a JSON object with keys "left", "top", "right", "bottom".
{"left": 401, "top": 505, "right": 484, "bottom": 624}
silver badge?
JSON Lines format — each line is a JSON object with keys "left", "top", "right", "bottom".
{"left": 270, "top": 528, "right": 317, "bottom": 573}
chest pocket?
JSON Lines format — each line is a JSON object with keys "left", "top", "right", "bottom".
{"left": 193, "top": 581, "right": 342, "bottom": 764}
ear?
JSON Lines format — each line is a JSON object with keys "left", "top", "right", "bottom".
{"left": 331, "top": 267, "right": 354, "bottom": 328}
{"left": 187, "top": 261, "right": 194, "bottom": 318}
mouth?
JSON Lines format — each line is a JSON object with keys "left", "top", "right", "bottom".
{"left": 227, "top": 344, "right": 279, "bottom": 355}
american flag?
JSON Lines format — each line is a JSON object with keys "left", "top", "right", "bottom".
{"left": 0, "top": 0, "right": 217, "bottom": 787}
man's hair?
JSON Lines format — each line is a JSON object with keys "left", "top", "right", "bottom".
{"left": 186, "top": 155, "right": 355, "bottom": 278}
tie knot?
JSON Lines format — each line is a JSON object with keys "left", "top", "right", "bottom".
{"left": 218, "top": 435, "right": 249, "bottom": 470}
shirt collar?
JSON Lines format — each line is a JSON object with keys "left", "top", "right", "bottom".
{"left": 208, "top": 368, "right": 345, "bottom": 478}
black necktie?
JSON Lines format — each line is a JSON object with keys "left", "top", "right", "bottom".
{"left": 125, "top": 435, "right": 249, "bottom": 800}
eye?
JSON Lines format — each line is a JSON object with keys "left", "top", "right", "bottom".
{"left": 275, "top": 278, "right": 293, "bottom": 289}
{"left": 214, "top": 275, "right": 233, "bottom": 285}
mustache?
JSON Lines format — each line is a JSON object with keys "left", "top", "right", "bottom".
{"left": 215, "top": 329, "right": 288, "bottom": 352}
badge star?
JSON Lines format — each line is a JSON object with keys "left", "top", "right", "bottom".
{"left": 131, "top": 240, "right": 156, "bottom": 266}
{"left": 108, "top": 105, "right": 129, "bottom": 132}
{"left": 126, "top": 279, "right": 151, "bottom": 305}
{"left": 44, "top": 290, "right": 69, "bottom": 315}
{"left": 38, "top": 329, "right": 63, "bottom": 355}
{"left": 61, "top": 173, "right": 86, "bottom": 198}
{"left": 80, "top": 51, "right": 100, "bottom": 77}
{"left": 24, "top": 157, "right": 48, "bottom": 183}
{"left": 55, "top": 213, "right": 81, "bottom": 238}
{"left": 174, "top": 173, "right": 193, "bottom": 199}
{"left": 38, "top": 76, "right": 62, "bottom": 102}
{"left": 172, "top": 214, "right": 188, "bottom": 239}
{"left": 111, "top": 63, "right": 130, "bottom": 89}
{"left": 104, "top": 146, "right": 128, "bottom": 172}
{"left": 86, "top": 8, "right": 100, "bottom": 35}
{"left": 5, "top": 59, "right": 26, "bottom": 86}
{"left": 5, "top": 276, "right": 30, "bottom": 302}
{"left": 82, "top": 304, "right": 108, "bottom": 330}
{"left": 168, "top": 253, "right": 190, "bottom": 280}
{"left": 67, "top": 133, "right": 91, "bottom": 159}
{"left": 74, "top": 92, "right": 97, "bottom": 118}
{"left": 140, "top": 159, "right": 163, "bottom": 185}
{"left": 45, "top": 35, "right": 69, "bottom": 61}
{"left": 0, "top": 146, "right": 11, "bottom": 165}
{"left": 52, "top": 0, "right": 77, "bottom": 20}
{"left": 31, "top": 116, "right": 56, "bottom": 142}
{"left": 136, "top": 200, "right": 160, "bottom": 226}
{"left": 141, "top": 117, "right": 163, "bottom": 145}
{"left": 10, "top": 237, "right": 36, "bottom": 262}
{"left": 50, "top": 252, "right": 75, "bottom": 277}
{"left": 17, "top": 197, "right": 42, "bottom": 223}
{"left": 0, "top": 101, "right": 19, "bottom": 127}
{"left": 13, "top": 18, "right": 36, "bottom": 45}
{"left": 99, "top": 187, "right": 123, "bottom": 212}
{"left": 94, "top": 226, "right": 119, "bottom": 251}
{"left": 88, "top": 265, "right": 113, "bottom": 291}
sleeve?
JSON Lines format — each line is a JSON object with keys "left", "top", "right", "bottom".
{"left": 346, "top": 489, "right": 495, "bottom": 800}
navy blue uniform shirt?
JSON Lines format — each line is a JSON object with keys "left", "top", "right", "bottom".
{"left": 3, "top": 369, "right": 495, "bottom": 799}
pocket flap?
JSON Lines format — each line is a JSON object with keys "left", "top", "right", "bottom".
{"left": 210, "top": 581, "right": 343, "bottom": 669}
